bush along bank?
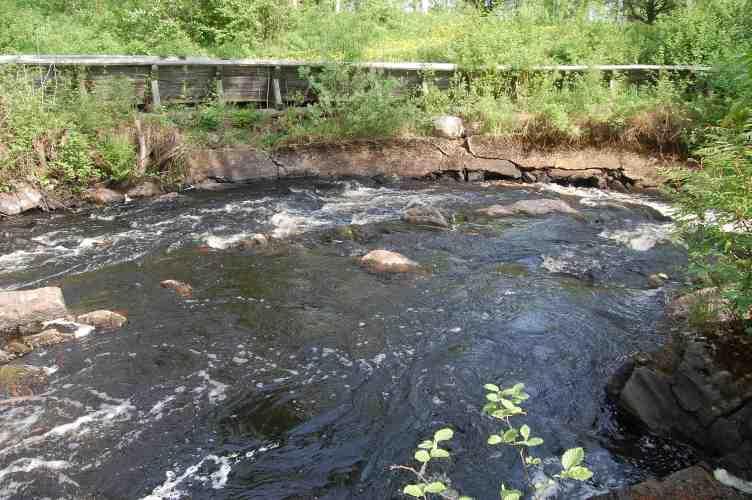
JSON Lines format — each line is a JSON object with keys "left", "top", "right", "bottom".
{"left": 0, "top": 63, "right": 710, "bottom": 212}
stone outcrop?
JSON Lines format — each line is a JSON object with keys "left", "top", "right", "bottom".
{"left": 22, "top": 328, "right": 75, "bottom": 349}
{"left": 593, "top": 465, "right": 749, "bottom": 500}
{"left": 477, "top": 199, "right": 579, "bottom": 217}
{"left": 186, "top": 148, "right": 277, "bottom": 184}
{"left": 0, "top": 287, "right": 69, "bottom": 338}
{"left": 76, "top": 310, "right": 127, "bottom": 329}
{"left": 0, "top": 183, "right": 44, "bottom": 216}
{"left": 360, "top": 250, "right": 420, "bottom": 273}
{"left": 608, "top": 294, "right": 752, "bottom": 480}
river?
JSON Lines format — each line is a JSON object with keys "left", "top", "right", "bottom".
{"left": 0, "top": 179, "right": 692, "bottom": 499}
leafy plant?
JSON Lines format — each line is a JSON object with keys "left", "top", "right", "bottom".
{"left": 394, "top": 383, "right": 594, "bottom": 499}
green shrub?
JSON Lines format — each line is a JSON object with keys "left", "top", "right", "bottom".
{"left": 98, "top": 133, "right": 135, "bottom": 183}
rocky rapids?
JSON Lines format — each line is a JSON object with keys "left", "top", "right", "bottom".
{"left": 0, "top": 177, "right": 716, "bottom": 499}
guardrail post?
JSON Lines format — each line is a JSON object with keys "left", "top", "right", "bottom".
{"left": 272, "top": 65, "right": 283, "bottom": 110}
{"left": 215, "top": 66, "right": 224, "bottom": 103}
{"left": 150, "top": 64, "right": 161, "bottom": 109}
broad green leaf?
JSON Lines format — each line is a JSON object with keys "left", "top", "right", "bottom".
{"left": 519, "top": 425, "right": 530, "bottom": 440}
{"left": 486, "top": 393, "right": 500, "bottom": 402}
{"left": 500, "top": 484, "right": 523, "bottom": 500}
{"left": 430, "top": 448, "right": 450, "bottom": 458}
{"left": 565, "top": 466, "right": 593, "bottom": 481}
{"left": 418, "top": 440, "right": 434, "bottom": 449}
{"left": 403, "top": 484, "right": 424, "bottom": 497}
{"left": 414, "top": 450, "right": 431, "bottom": 463}
{"left": 561, "top": 447, "right": 584, "bottom": 470}
{"left": 502, "top": 428, "right": 519, "bottom": 443}
{"left": 488, "top": 434, "right": 502, "bottom": 445}
{"left": 484, "top": 383, "right": 501, "bottom": 392}
{"left": 500, "top": 398, "right": 517, "bottom": 410}
{"left": 511, "top": 383, "right": 525, "bottom": 392}
{"left": 526, "top": 437, "right": 544, "bottom": 447}
{"left": 434, "top": 428, "right": 453, "bottom": 442}
{"left": 526, "top": 456, "right": 542, "bottom": 466}
{"left": 482, "top": 402, "right": 497, "bottom": 413}
{"left": 425, "top": 482, "right": 446, "bottom": 493}
{"left": 459, "top": 496, "right": 474, "bottom": 500}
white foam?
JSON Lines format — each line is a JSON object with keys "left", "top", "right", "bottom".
{"left": 141, "top": 454, "right": 233, "bottom": 499}
{"left": 538, "top": 184, "right": 676, "bottom": 217}
{"left": 714, "top": 469, "right": 752, "bottom": 494}
{"left": 599, "top": 223, "right": 675, "bottom": 251}
{"left": 0, "top": 458, "right": 70, "bottom": 484}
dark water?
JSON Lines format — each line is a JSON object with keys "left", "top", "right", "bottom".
{"left": 0, "top": 179, "right": 689, "bottom": 499}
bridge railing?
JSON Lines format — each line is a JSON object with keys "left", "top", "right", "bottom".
{"left": 0, "top": 55, "right": 714, "bottom": 108}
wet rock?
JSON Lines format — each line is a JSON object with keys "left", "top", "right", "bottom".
{"left": 4, "top": 340, "right": 32, "bottom": 356}
{"left": 647, "top": 273, "right": 669, "bottom": 288}
{"left": 0, "top": 365, "right": 48, "bottom": 398}
{"left": 0, "top": 287, "right": 69, "bottom": 338}
{"left": 609, "top": 179, "right": 629, "bottom": 193}
{"left": 0, "top": 183, "right": 44, "bottom": 216}
{"left": 127, "top": 181, "right": 162, "bottom": 199}
{"left": 432, "top": 116, "right": 464, "bottom": 139}
{"left": 477, "top": 199, "right": 579, "bottom": 217}
{"left": 76, "top": 310, "right": 127, "bottom": 329}
{"left": 593, "top": 465, "right": 748, "bottom": 500}
{"left": 360, "top": 250, "right": 420, "bottom": 273}
{"left": 0, "top": 349, "right": 15, "bottom": 364}
{"left": 22, "top": 328, "right": 75, "bottom": 349}
{"left": 236, "top": 234, "right": 269, "bottom": 248}
{"left": 160, "top": 280, "right": 194, "bottom": 298}
{"left": 466, "top": 170, "right": 485, "bottom": 182}
{"left": 521, "top": 171, "right": 538, "bottom": 183}
{"left": 155, "top": 192, "right": 180, "bottom": 203}
{"left": 402, "top": 202, "right": 450, "bottom": 228}
{"left": 86, "top": 187, "right": 124, "bottom": 205}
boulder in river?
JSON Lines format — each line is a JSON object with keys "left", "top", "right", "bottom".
{"left": 0, "top": 183, "right": 44, "bottom": 216}
{"left": 160, "top": 280, "right": 194, "bottom": 298}
{"left": 22, "top": 328, "right": 75, "bottom": 349}
{"left": 76, "top": 310, "right": 127, "bottom": 330}
{"left": 402, "top": 202, "right": 450, "bottom": 228}
{"left": 0, "top": 287, "right": 69, "bottom": 338}
{"left": 360, "top": 250, "right": 420, "bottom": 273}
{"left": 477, "top": 199, "right": 579, "bottom": 217}
{"left": 0, "top": 365, "right": 48, "bottom": 397}
{"left": 126, "top": 181, "right": 162, "bottom": 199}
{"left": 432, "top": 116, "right": 465, "bottom": 139}
{"left": 86, "top": 186, "right": 124, "bottom": 205}
{"left": 592, "top": 465, "right": 748, "bottom": 499}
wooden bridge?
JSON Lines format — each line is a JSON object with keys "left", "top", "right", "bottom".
{"left": 0, "top": 55, "right": 713, "bottom": 108}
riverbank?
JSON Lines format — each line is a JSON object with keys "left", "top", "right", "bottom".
{"left": 0, "top": 134, "right": 678, "bottom": 217}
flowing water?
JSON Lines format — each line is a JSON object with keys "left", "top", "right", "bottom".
{"left": 0, "top": 179, "right": 691, "bottom": 499}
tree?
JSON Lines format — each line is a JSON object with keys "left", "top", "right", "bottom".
{"left": 623, "top": 0, "right": 680, "bottom": 24}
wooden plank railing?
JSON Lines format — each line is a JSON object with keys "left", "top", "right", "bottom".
{"left": 0, "top": 55, "right": 714, "bottom": 107}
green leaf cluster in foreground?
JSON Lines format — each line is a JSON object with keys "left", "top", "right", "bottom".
{"left": 395, "top": 383, "right": 594, "bottom": 499}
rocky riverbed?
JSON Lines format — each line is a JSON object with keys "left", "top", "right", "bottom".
{"left": 0, "top": 178, "right": 747, "bottom": 499}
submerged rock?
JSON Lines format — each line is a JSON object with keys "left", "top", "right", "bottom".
{"left": 87, "top": 187, "right": 124, "bottom": 205}
{"left": 593, "top": 465, "right": 748, "bottom": 499}
{"left": 76, "top": 310, "right": 127, "bottom": 329}
{"left": 402, "top": 202, "right": 450, "bottom": 228}
{"left": 160, "top": 280, "right": 194, "bottom": 298}
{"left": 477, "top": 199, "right": 579, "bottom": 217}
{"left": 432, "top": 116, "right": 465, "bottom": 139}
{"left": 0, "top": 287, "right": 69, "bottom": 338}
{"left": 360, "top": 250, "right": 420, "bottom": 273}
{"left": 0, "top": 365, "right": 48, "bottom": 397}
